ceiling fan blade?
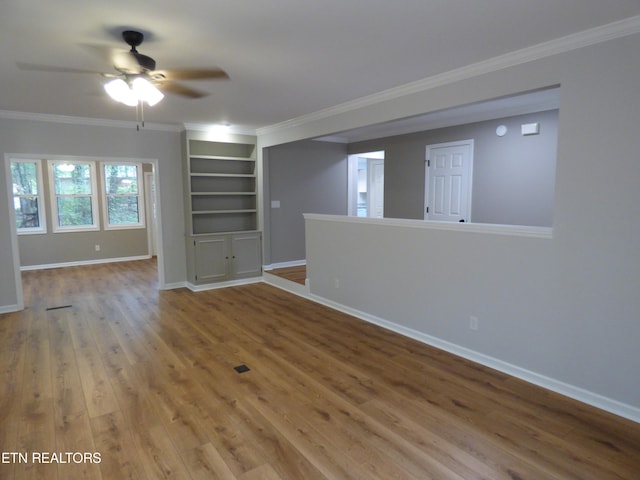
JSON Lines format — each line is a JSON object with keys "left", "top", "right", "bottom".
{"left": 153, "top": 68, "right": 229, "bottom": 81}
{"left": 111, "top": 51, "right": 143, "bottom": 73}
{"left": 17, "top": 62, "right": 105, "bottom": 75}
{"left": 156, "top": 80, "right": 210, "bottom": 98}
{"left": 78, "top": 43, "right": 121, "bottom": 64}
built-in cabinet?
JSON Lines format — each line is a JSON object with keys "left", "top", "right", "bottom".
{"left": 182, "top": 130, "right": 261, "bottom": 285}
{"left": 191, "top": 232, "right": 262, "bottom": 283}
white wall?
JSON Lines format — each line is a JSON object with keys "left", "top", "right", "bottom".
{"left": 295, "top": 34, "right": 640, "bottom": 419}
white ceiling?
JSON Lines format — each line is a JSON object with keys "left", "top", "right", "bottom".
{"left": 1, "top": 1, "right": 640, "bottom": 134}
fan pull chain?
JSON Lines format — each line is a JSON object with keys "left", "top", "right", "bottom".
{"left": 135, "top": 100, "right": 146, "bottom": 131}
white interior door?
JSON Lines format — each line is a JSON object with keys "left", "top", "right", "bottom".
{"left": 367, "top": 159, "right": 384, "bottom": 218}
{"left": 347, "top": 151, "right": 384, "bottom": 217}
{"left": 425, "top": 140, "right": 473, "bottom": 222}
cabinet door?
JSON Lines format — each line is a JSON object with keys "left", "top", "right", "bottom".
{"left": 231, "top": 233, "right": 262, "bottom": 278}
{"left": 195, "top": 236, "right": 230, "bottom": 282}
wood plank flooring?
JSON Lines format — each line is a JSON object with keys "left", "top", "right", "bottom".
{"left": 1, "top": 259, "right": 639, "bottom": 479}
{"left": 265, "top": 266, "right": 306, "bottom": 285}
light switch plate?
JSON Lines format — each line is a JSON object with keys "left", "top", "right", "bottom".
{"left": 521, "top": 123, "right": 540, "bottom": 135}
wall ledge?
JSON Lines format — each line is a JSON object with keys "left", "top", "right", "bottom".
{"left": 303, "top": 213, "right": 553, "bottom": 239}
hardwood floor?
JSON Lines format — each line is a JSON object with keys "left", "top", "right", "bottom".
{"left": 265, "top": 266, "right": 306, "bottom": 285}
{"left": 1, "top": 259, "right": 639, "bottom": 479}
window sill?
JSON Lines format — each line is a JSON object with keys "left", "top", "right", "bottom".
{"left": 17, "top": 229, "right": 47, "bottom": 236}
{"left": 104, "top": 224, "right": 146, "bottom": 231}
{"left": 52, "top": 226, "right": 100, "bottom": 234}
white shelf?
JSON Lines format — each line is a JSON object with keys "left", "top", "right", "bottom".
{"left": 190, "top": 173, "right": 255, "bottom": 178}
{"left": 190, "top": 155, "right": 256, "bottom": 162}
{"left": 192, "top": 209, "right": 257, "bottom": 215}
{"left": 191, "top": 192, "right": 256, "bottom": 196}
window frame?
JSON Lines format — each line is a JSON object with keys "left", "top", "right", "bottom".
{"left": 48, "top": 159, "right": 100, "bottom": 233}
{"left": 11, "top": 158, "right": 47, "bottom": 235}
{"left": 101, "top": 162, "right": 146, "bottom": 230}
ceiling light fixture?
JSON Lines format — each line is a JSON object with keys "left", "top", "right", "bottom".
{"left": 104, "top": 77, "right": 164, "bottom": 129}
{"left": 104, "top": 79, "right": 138, "bottom": 107}
{"left": 57, "top": 163, "right": 75, "bottom": 173}
{"left": 131, "top": 77, "right": 164, "bottom": 106}
{"left": 208, "top": 123, "right": 231, "bottom": 135}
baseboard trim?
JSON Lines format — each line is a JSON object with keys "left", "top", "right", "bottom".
{"left": 303, "top": 292, "right": 640, "bottom": 424}
{"left": 0, "top": 304, "right": 21, "bottom": 314}
{"left": 263, "top": 259, "right": 307, "bottom": 271}
{"left": 20, "top": 255, "right": 152, "bottom": 271}
{"left": 186, "top": 276, "right": 263, "bottom": 292}
{"left": 161, "top": 282, "right": 189, "bottom": 291}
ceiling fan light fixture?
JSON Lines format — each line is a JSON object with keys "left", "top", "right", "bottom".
{"left": 104, "top": 78, "right": 138, "bottom": 107}
{"left": 132, "top": 77, "right": 164, "bottom": 106}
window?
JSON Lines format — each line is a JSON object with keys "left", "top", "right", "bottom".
{"left": 49, "top": 160, "right": 99, "bottom": 232}
{"left": 11, "top": 159, "right": 46, "bottom": 234}
{"left": 102, "top": 163, "right": 145, "bottom": 229}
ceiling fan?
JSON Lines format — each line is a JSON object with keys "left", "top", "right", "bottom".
{"left": 18, "top": 29, "right": 229, "bottom": 122}
{"left": 104, "top": 30, "right": 229, "bottom": 100}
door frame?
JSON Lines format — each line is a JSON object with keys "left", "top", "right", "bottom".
{"left": 144, "top": 170, "right": 158, "bottom": 256}
{"left": 4, "top": 155, "right": 166, "bottom": 313}
{"left": 424, "top": 139, "right": 474, "bottom": 222}
{"left": 367, "top": 158, "right": 385, "bottom": 218}
{"left": 347, "top": 151, "right": 385, "bottom": 217}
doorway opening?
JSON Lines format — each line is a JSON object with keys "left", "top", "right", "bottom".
{"left": 5, "top": 155, "right": 165, "bottom": 312}
{"left": 348, "top": 151, "right": 385, "bottom": 218}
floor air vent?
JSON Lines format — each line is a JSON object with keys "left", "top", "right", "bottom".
{"left": 45, "top": 305, "right": 73, "bottom": 311}
{"left": 234, "top": 364, "right": 250, "bottom": 374}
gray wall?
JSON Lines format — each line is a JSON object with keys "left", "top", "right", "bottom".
{"left": 266, "top": 139, "right": 347, "bottom": 265}
{"left": 269, "top": 33, "right": 640, "bottom": 415}
{"left": 16, "top": 160, "right": 151, "bottom": 267}
{"left": 18, "top": 229, "right": 148, "bottom": 267}
{"left": 349, "top": 110, "right": 558, "bottom": 226}
{"left": 0, "top": 117, "right": 187, "bottom": 309}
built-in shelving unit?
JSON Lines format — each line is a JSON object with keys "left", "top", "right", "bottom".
{"left": 185, "top": 135, "right": 258, "bottom": 235}
{"left": 182, "top": 131, "right": 261, "bottom": 285}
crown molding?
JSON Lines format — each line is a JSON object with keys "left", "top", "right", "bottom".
{"left": 0, "top": 109, "right": 183, "bottom": 132}
{"left": 257, "top": 15, "right": 640, "bottom": 137}
{"left": 183, "top": 122, "right": 257, "bottom": 136}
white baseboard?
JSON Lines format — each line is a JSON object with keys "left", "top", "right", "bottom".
{"left": 20, "top": 255, "right": 152, "bottom": 271}
{"left": 186, "top": 276, "right": 263, "bottom": 292}
{"left": 161, "top": 282, "right": 189, "bottom": 290}
{"left": 0, "top": 304, "right": 21, "bottom": 314}
{"left": 263, "top": 259, "right": 306, "bottom": 271}
{"left": 303, "top": 292, "right": 640, "bottom": 424}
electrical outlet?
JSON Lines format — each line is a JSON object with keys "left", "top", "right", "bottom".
{"left": 334, "top": 278, "right": 340, "bottom": 289}
{"left": 469, "top": 316, "right": 479, "bottom": 331}
{"left": 95, "top": 244, "right": 101, "bottom": 252}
